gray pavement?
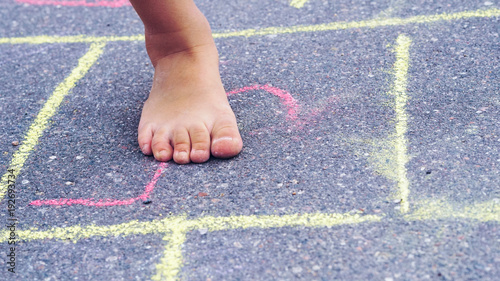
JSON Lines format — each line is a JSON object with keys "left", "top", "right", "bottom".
{"left": 0, "top": 0, "right": 499, "bottom": 280}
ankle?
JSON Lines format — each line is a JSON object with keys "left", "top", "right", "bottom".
{"left": 144, "top": 19, "right": 215, "bottom": 67}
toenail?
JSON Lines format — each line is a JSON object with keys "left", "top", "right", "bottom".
{"left": 158, "top": 150, "right": 168, "bottom": 159}
{"left": 141, "top": 144, "right": 149, "bottom": 152}
{"left": 212, "top": 137, "right": 233, "bottom": 144}
{"left": 177, "top": 151, "right": 188, "bottom": 159}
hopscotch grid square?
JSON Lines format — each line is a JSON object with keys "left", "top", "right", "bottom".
{"left": 1, "top": 7, "right": 499, "bottom": 280}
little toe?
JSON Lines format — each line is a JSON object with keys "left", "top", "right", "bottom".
{"left": 151, "top": 129, "right": 173, "bottom": 162}
{"left": 189, "top": 124, "right": 211, "bottom": 163}
{"left": 173, "top": 128, "right": 191, "bottom": 164}
{"left": 138, "top": 125, "right": 153, "bottom": 155}
{"left": 211, "top": 115, "right": 243, "bottom": 159}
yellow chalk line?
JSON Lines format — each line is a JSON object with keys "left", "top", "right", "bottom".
{"left": 0, "top": 212, "right": 381, "bottom": 281}
{"left": 153, "top": 227, "right": 188, "bottom": 281}
{"left": 0, "top": 216, "right": 187, "bottom": 244}
{"left": 151, "top": 212, "right": 380, "bottom": 280}
{"left": 0, "top": 213, "right": 380, "bottom": 243}
{"left": 391, "top": 35, "right": 411, "bottom": 213}
{"left": 0, "top": 42, "right": 106, "bottom": 201}
{"left": 0, "top": 8, "right": 498, "bottom": 45}
{"left": 289, "top": 0, "right": 310, "bottom": 9}
{"left": 1, "top": 217, "right": 172, "bottom": 243}
{"left": 214, "top": 7, "right": 500, "bottom": 38}
{"left": 405, "top": 199, "right": 500, "bottom": 222}
{"left": 1, "top": 206, "right": 497, "bottom": 280}
{"left": 183, "top": 212, "right": 380, "bottom": 230}
{"left": 0, "top": 34, "right": 144, "bottom": 45}
{"left": 2, "top": 204, "right": 497, "bottom": 244}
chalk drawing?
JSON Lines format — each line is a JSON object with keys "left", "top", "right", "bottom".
{"left": 289, "top": 0, "right": 310, "bottom": 9}
{"left": 227, "top": 84, "right": 299, "bottom": 120}
{"left": 0, "top": 211, "right": 382, "bottom": 281}
{"left": 16, "top": 0, "right": 131, "bottom": 7}
{"left": 406, "top": 199, "right": 500, "bottom": 222}
{"left": 211, "top": 8, "right": 500, "bottom": 38}
{"left": 0, "top": 201, "right": 497, "bottom": 279}
{"left": 152, "top": 212, "right": 381, "bottom": 280}
{"left": 24, "top": 85, "right": 298, "bottom": 208}
{"left": 17, "top": 0, "right": 311, "bottom": 9}
{"left": 0, "top": 212, "right": 381, "bottom": 243}
{"left": 391, "top": 34, "right": 411, "bottom": 213}
{"left": 0, "top": 42, "right": 105, "bottom": 201}
{"left": 0, "top": 5, "right": 498, "bottom": 281}
{"left": 1, "top": 8, "right": 499, "bottom": 45}
{"left": 345, "top": 35, "right": 412, "bottom": 214}
{"left": 153, "top": 226, "right": 188, "bottom": 281}
{"left": 29, "top": 162, "right": 167, "bottom": 206}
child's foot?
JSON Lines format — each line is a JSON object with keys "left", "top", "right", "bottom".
{"left": 137, "top": 41, "right": 243, "bottom": 164}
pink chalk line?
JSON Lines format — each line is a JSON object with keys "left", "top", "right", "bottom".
{"left": 29, "top": 162, "right": 167, "bottom": 207}
{"left": 226, "top": 84, "right": 299, "bottom": 120}
{"left": 16, "top": 0, "right": 131, "bottom": 7}
{"left": 29, "top": 85, "right": 298, "bottom": 208}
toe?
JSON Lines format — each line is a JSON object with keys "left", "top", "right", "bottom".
{"left": 151, "top": 129, "right": 173, "bottom": 162}
{"left": 138, "top": 124, "right": 153, "bottom": 155}
{"left": 189, "top": 124, "right": 211, "bottom": 163}
{"left": 172, "top": 128, "right": 191, "bottom": 164}
{"left": 211, "top": 114, "right": 243, "bottom": 159}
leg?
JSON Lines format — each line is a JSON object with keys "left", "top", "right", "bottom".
{"left": 130, "top": 0, "right": 243, "bottom": 164}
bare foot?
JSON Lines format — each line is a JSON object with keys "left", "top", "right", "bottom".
{"left": 129, "top": 0, "right": 243, "bottom": 163}
{"left": 137, "top": 42, "right": 243, "bottom": 164}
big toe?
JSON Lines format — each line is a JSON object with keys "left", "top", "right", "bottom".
{"left": 211, "top": 116, "right": 243, "bottom": 159}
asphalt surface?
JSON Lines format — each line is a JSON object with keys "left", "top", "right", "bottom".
{"left": 0, "top": 0, "right": 499, "bottom": 280}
